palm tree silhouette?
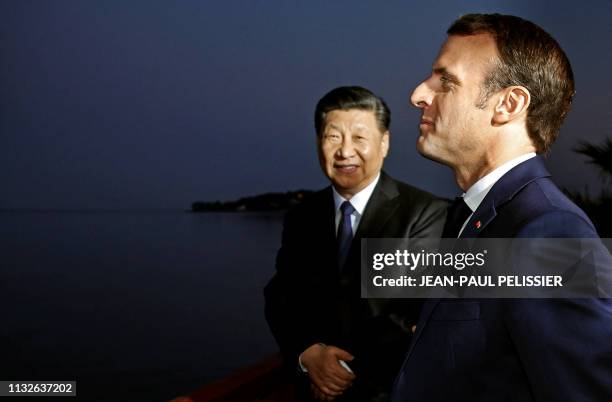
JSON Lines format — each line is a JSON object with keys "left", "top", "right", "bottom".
{"left": 568, "top": 137, "right": 612, "bottom": 237}
{"left": 575, "top": 138, "right": 612, "bottom": 184}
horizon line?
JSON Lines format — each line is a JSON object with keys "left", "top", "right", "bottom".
{"left": 0, "top": 208, "right": 189, "bottom": 213}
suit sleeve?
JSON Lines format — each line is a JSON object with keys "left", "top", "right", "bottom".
{"left": 503, "top": 211, "right": 612, "bottom": 401}
{"left": 263, "top": 208, "right": 312, "bottom": 368}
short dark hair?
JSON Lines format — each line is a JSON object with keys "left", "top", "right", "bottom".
{"left": 448, "top": 13, "right": 575, "bottom": 153}
{"left": 314, "top": 86, "right": 391, "bottom": 136}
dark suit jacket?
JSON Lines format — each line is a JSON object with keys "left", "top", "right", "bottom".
{"left": 264, "top": 171, "right": 447, "bottom": 400}
{"left": 392, "top": 156, "right": 612, "bottom": 402}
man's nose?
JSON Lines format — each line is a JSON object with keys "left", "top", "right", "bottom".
{"left": 337, "top": 138, "right": 356, "bottom": 158}
{"left": 410, "top": 81, "right": 432, "bottom": 109}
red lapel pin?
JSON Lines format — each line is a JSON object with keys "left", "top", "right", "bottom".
{"left": 475, "top": 220, "right": 482, "bottom": 229}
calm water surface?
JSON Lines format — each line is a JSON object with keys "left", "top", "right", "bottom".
{"left": 0, "top": 211, "right": 283, "bottom": 401}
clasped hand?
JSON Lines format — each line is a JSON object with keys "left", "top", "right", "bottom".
{"left": 300, "top": 343, "right": 356, "bottom": 401}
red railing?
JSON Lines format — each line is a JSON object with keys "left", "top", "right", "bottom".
{"left": 170, "top": 354, "right": 295, "bottom": 402}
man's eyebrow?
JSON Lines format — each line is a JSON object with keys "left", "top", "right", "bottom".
{"left": 433, "top": 67, "right": 461, "bottom": 86}
{"left": 325, "top": 123, "right": 342, "bottom": 132}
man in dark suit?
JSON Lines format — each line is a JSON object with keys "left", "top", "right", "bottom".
{"left": 392, "top": 14, "right": 612, "bottom": 402}
{"left": 264, "top": 86, "right": 446, "bottom": 402}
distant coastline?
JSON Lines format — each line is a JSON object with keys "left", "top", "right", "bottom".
{"left": 191, "top": 190, "right": 314, "bottom": 212}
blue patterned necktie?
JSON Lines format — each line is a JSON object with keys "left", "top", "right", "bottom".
{"left": 337, "top": 201, "right": 356, "bottom": 270}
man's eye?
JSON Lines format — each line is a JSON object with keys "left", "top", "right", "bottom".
{"left": 440, "top": 76, "right": 454, "bottom": 90}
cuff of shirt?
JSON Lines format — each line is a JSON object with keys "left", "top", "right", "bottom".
{"left": 298, "top": 353, "right": 308, "bottom": 373}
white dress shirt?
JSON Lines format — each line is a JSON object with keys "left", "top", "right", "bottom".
{"left": 458, "top": 153, "right": 536, "bottom": 237}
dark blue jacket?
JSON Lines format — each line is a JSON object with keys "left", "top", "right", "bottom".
{"left": 392, "top": 157, "right": 612, "bottom": 402}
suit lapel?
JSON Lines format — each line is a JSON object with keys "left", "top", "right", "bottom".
{"left": 461, "top": 156, "right": 551, "bottom": 238}
{"left": 354, "top": 172, "right": 400, "bottom": 239}
{"left": 315, "top": 187, "right": 338, "bottom": 277}
{"left": 321, "top": 187, "right": 337, "bottom": 243}
{"left": 461, "top": 204, "right": 497, "bottom": 238}
{"left": 338, "top": 172, "right": 400, "bottom": 277}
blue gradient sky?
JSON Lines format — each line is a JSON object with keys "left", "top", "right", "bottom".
{"left": 2, "top": 0, "right": 611, "bottom": 209}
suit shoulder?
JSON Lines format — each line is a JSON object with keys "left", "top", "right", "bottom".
{"left": 383, "top": 177, "right": 448, "bottom": 238}
{"left": 506, "top": 177, "right": 597, "bottom": 237}
{"left": 283, "top": 186, "right": 330, "bottom": 221}
{"left": 392, "top": 178, "right": 449, "bottom": 209}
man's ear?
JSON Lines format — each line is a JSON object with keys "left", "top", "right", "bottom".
{"left": 492, "top": 86, "right": 531, "bottom": 125}
{"left": 381, "top": 131, "right": 390, "bottom": 157}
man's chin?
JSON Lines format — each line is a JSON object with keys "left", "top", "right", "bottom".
{"left": 416, "top": 143, "right": 451, "bottom": 168}
{"left": 330, "top": 178, "right": 364, "bottom": 197}
{"left": 331, "top": 180, "right": 357, "bottom": 191}
{"left": 416, "top": 139, "right": 434, "bottom": 160}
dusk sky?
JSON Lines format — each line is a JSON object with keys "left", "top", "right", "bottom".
{"left": 2, "top": 0, "right": 611, "bottom": 210}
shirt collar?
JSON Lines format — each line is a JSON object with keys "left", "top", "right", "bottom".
{"left": 462, "top": 153, "right": 536, "bottom": 212}
{"left": 332, "top": 172, "right": 381, "bottom": 216}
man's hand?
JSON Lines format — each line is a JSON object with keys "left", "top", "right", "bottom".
{"left": 300, "top": 343, "right": 356, "bottom": 400}
{"left": 310, "top": 382, "right": 335, "bottom": 401}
